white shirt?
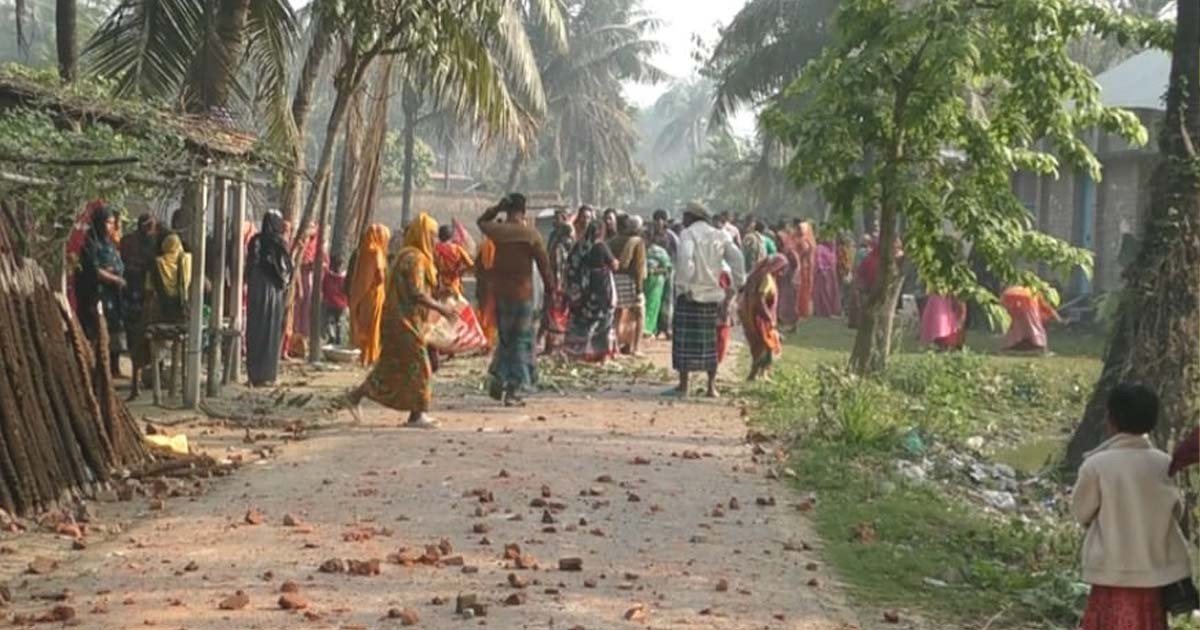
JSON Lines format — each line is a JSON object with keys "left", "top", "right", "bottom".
{"left": 674, "top": 221, "right": 745, "bottom": 303}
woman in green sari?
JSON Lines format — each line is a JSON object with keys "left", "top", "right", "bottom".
{"left": 643, "top": 242, "right": 672, "bottom": 334}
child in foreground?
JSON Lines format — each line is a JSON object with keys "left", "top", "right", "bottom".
{"left": 1072, "top": 384, "right": 1193, "bottom": 630}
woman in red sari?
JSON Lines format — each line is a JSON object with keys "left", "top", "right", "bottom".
{"left": 739, "top": 254, "right": 788, "bottom": 381}
{"left": 792, "top": 221, "right": 816, "bottom": 320}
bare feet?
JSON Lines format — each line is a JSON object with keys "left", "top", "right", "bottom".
{"left": 405, "top": 414, "right": 439, "bottom": 429}
{"left": 706, "top": 387, "right": 720, "bottom": 399}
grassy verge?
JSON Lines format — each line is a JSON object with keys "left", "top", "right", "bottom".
{"left": 743, "top": 317, "right": 1104, "bottom": 629}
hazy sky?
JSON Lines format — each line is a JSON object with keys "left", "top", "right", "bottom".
{"left": 625, "top": 0, "right": 747, "bottom": 107}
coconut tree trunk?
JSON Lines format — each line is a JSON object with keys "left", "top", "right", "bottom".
{"left": 505, "top": 148, "right": 524, "bottom": 193}
{"left": 280, "top": 11, "right": 334, "bottom": 225}
{"left": 400, "top": 82, "right": 421, "bottom": 227}
{"left": 55, "top": 0, "right": 77, "bottom": 82}
{"left": 1065, "top": 0, "right": 1200, "bottom": 470}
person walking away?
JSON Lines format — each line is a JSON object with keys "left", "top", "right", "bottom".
{"left": 540, "top": 209, "right": 575, "bottom": 355}
{"left": 1073, "top": 384, "right": 1194, "bottom": 630}
{"left": 672, "top": 203, "right": 745, "bottom": 398}
{"left": 609, "top": 215, "right": 647, "bottom": 356}
{"left": 76, "top": 205, "right": 127, "bottom": 376}
{"left": 434, "top": 225, "right": 475, "bottom": 299}
{"left": 322, "top": 255, "right": 349, "bottom": 346}
{"left": 290, "top": 222, "right": 320, "bottom": 357}
{"left": 1000, "top": 286, "right": 1061, "bottom": 353}
{"left": 477, "top": 194, "right": 554, "bottom": 405}
{"left": 792, "top": 221, "right": 816, "bottom": 321}
{"left": 476, "top": 235, "right": 499, "bottom": 349}
{"left": 344, "top": 214, "right": 458, "bottom": 428}
{"left": 650, "top": 209, "right": 678, "bottom": 339}
{"left": 715, "top": 267, "right": 736, "bottom": 365}
{"left": 776, "top": 223, "right": 799, "bottom": 332}
{"left": 919, "top": 293, "right": 966, "bottom": 350}
{"left": 643, "top": 240, "right": 672, "bottom": 340}
{"left": 245, "top": 212, "right": 293, "bottom": 387}
{"left": 564, "top": 219, "right": 618, "bottom": 363}
{"left": 348, "top": 225, "right": 391, "bottom": 366}
{"left": 121, "top": 214, "right": 160, "bottom": 399}
{"left": 813, "top": 236, "right": 842, "bottom": 317}
{"left": 739, "top": 254, "right": 788, "bottom": 381}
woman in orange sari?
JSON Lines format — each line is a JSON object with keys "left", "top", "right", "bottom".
{"left": 792, "top": 221, "right": 816, "bottom": 320}
{"left": 345, "top": 214, "right": 457, "bottom": 428}
{"left": 740, "top": 254, "right": 788, "bottom": 381}
{"left": 476, "top": 236, "right": 498, "bottom": 348}
{"left": 1001, "top": 286, "right": 1061, "bottom": 353}
{"left": 348, "top": 224, "right": 391, "bottom": 366}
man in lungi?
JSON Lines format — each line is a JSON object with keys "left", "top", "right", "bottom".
{"left": 477, "top": 193, "right": 555, "bottom": 406}
{"left": 671, "top": 202, "right": 745, "bottom": 398}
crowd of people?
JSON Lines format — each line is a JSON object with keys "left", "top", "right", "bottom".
{"left": 70, "top": 194, "right": 1072, "bottom": 416}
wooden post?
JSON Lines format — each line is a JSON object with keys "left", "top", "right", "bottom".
{"left": 308, "top": 183, "right": 331, "bottom": 363}
{"left": 206, "top": 179, "right": 229, "bottom": 397}
{"left": 228, "top": 181, "right": 247, "bottom": 383}
{"left": 183, "top": 176, "right": 209, "bottom": 409}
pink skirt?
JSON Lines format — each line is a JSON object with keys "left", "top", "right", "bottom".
{"left": 1080, "top": 586, "right": 1167, "bottom": 630}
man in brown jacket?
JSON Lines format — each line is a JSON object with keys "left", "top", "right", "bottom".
{"left": 477, "top": 194, "right": 554, "bottom": 406}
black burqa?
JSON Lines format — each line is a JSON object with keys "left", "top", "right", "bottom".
{"left": 245, "top": 213, "right": 293, "bottom": 386}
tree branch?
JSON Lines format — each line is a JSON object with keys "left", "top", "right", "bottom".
{"left": 0, "top": 153, "right": 141, "bottom": 167}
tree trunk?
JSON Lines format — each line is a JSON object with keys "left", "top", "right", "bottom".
{"left": 330, "top": 84, "right": 366, "bottom": 267}
{"left": 849, "top": 200, "right": 903, "bottom": 374}
{"left": 505, "top": 148, "right": 524, "bottom": 193}
{"left": 400, "top": 82, "right": 420, "bottom": 227}
{"left": 55, "top": 0, "right": 77, "bottom": 82}
{"left": 280, "top": 12, "right": 334, "bottom": 225}
{"left": 1065, "top": 0, "right": 1200, "bottom": 470}
{"left": 178, "top": 0, "right": 251, "bottom": 231}
{"left": 442, "top": 137, "right": 452, "bottom": 190}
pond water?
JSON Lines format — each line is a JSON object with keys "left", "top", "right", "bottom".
{"left": 989, "top": 435, "right": 1067, "bottom": 475}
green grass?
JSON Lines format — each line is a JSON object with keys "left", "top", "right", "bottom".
{"left": 742, "top": 316, "right": 1107, "bottom": 629}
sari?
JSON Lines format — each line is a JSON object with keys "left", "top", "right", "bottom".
{"left": 348, "top": 225, "right": 391, "bottom": 366}
{"left": 476, "top": 238, "right": 498, "bottom": 349}
{"left": 920, "top": 294, "right": 966, "bottom": 350}
{"left": 434, "top": 241, "right": 474, "bottom": 298}
{"left": 1001, "top": 287, "right": 1057, "bottom": 351}
{"left": 716, "top": 271, "right": 735, "bottom": 364}
{"left": 776, "top": 231, "right": 799, "bottom": 328}
{"left": 739, "top": 255, "right": 787, "bottom": 371}
{"left": 541, "top": 223, "right": 574, "bottom": 352}
{"left": 362, "top": 214, "right": 439, "bottom": 414}
{"left": 643, "top": 243, "right": 672, "bottom": 332}
{"left": 290, "top": 223, "right": 319, "bottom": 357}
{"left": 564, "top": 222, "right": 617, "bottom": 362}
{"left": 792, "top": 223, "right": 816, "bottom": 320}
{"left": 120, "top": 217, "right": 158, "bottom": 370}
{"left": 813, "top": 242, "right": 842, "bottom": 317}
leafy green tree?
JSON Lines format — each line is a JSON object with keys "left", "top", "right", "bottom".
{"left": 763, "top": 0, "right": 1170, "bottom": 375}
{"left": 1066, "top": 0, "right": 1199, "bottom": 469}
{"left": 380, "top": 130, "right": 433, "bottom": 193}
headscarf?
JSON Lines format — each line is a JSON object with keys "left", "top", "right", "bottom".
{"left": 741, "top": 254, "right": 789, "bottom": 298}
{"left": 398, "top": 212, "right": 438, "bottom": 288}
{"left": 249, "top": 211, "right": 292, "bottom": 287}
{"left": 155, "top": 233, "right": 192, "bottom": 298}
{"left": 85, "top": 205, "right": 124, "bottom": 275}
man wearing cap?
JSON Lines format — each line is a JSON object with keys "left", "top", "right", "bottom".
{"left": 671, "top": 202, "right": 745, "bottom": 397}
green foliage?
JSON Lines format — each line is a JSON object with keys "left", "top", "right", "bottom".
{"left": 380, "top": 131, "right": 433, "bottom": 192}
{"left": 643, "top": 133, "right": 758, "bottom": 214}
{"left": 761, "top": 0, "right": 1171, "bottom": 315}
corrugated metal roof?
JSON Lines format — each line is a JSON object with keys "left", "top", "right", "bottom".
{"left": 1095, "top": 48, "right": 1171, "bottom": 111}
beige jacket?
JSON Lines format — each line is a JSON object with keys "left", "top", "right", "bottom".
{"left": 1071, "top": 433, "right": 1192, "bottom": 587}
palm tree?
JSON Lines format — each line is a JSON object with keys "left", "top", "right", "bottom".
{"left": 651, "top": 79, "right": 718, "bottom": 170}
{"left": 56, "top": 0, "right": 76, "bottom": 81}
{"left": 706, "top": 0, "right": 837, "bottom": 127}
{"left": 520, "top": 0, "right": 666, "bottom": 203}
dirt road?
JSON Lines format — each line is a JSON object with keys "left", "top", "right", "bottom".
{"left": 3, "top": 341, "right": 863, "bottom": 629}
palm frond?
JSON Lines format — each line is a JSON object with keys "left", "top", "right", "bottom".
{"left": 84, "top": 0, "right": 204, "bottom": 97}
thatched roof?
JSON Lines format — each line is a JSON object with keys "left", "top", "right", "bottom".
{"left": 0, "top": 69, "right": 258, "bottom": 159}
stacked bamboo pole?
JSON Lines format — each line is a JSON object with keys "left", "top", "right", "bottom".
{"left": 0, "top": 250, "right": 149, "bottom": 516}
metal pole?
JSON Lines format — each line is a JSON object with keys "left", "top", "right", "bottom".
{"left": 228, "top": 181, "right": 247, "bottom": 383}
{"left": 183, "top": 176, "right": 209, "bottom": 409}
{"left": 206, "top": 178, "right": 229, "bottom": 397}
{"left": 308, "top": 182, "right": 331, "bottom": 363}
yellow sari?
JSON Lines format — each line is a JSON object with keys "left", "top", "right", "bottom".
{"left": 362, "top": 214, "right": 438, "bottom": 413}
{"left": 349, "top": 225, "right": 391, "bottom": 365}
